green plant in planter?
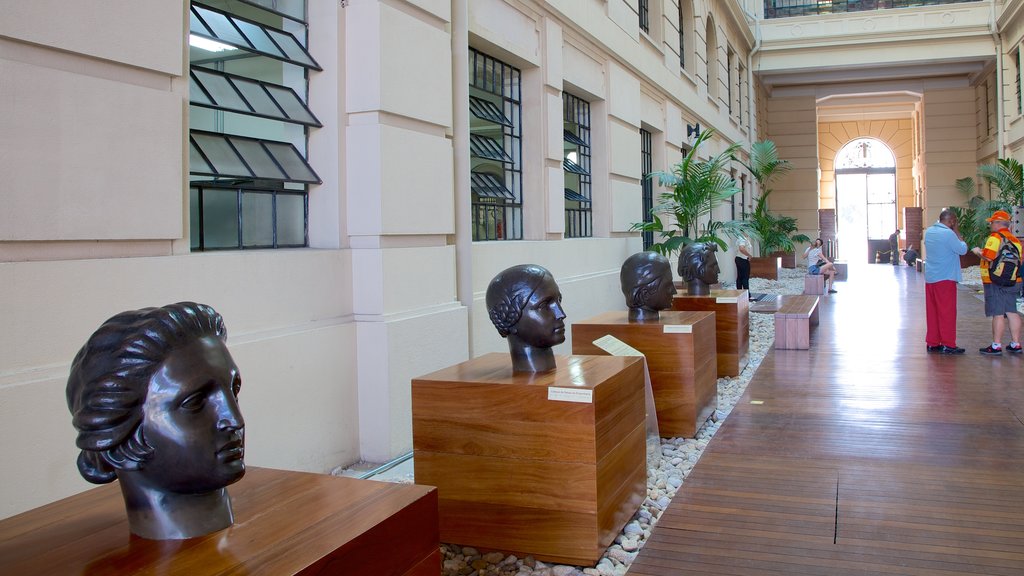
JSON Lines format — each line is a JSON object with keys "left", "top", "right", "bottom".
{"left": 631, "top": 129, "right": 750, "bottom": 257}
{"left": 739, "top": 139, "right": 810, "bottom": 255}
{"left": 977, "top": 157, "right": 1024, "bottom": 208}
{"left": 950, "top": 177, "right": 990, "bottom": 251}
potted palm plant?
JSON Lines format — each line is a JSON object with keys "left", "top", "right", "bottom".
{"left": 632, "top": 129, "right": 750, "bottom": 257}
{"left": 739, "top": 139, "right": 810, "bottom": 278}
{"left": 977, "top": 157, "right": 1024, "bottom": 240}
{"left": 949, "top": 177, "right": 987, "bottom": 268}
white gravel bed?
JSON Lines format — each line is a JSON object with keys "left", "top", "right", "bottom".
{"left": 436, "top": 269, "right": 807, "bottom": 576}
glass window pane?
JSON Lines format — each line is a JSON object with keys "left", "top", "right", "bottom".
{"left": 266, "top": 28, "right": 316, "bottom": 68}
{"left": 265, "top": 85, "right": 317, "bottom": 125}
{"left": 190, "top": 75, "right": 212, "bottom": 106}
{"left": 263, "top": 141, "right": 318, "bottom": 182}
{"left": 190, "top": 187, "right": 201, "bottom": 249}
{"left": 195, "top": 8, "right": 250, "bottom": 49}
{"left": 233, "top": 79, "right": 282, "bottom": 118}
{"left": 242, "top": 193, "right": 274, "bottom": 247}
{"left": 203, "top": 189, "right": 240, "bottom": 249}
{"left": 235, "top": 20, "right": 285, "bottom": 59}
{"left": 189, "top": 140, "right": 213, "bottom": 175}
{"left": 231, "top": 139, "right": 287, "bottom": 180}
{"left": 193, "top": 70, "right": 248, "bottom": 110}
{"left": 276, "top": 194, "right": 305, "bottom": 245}
{"left": 237, "top": 0, "right": 306, "bottom": 21}
{"left": 192, "top": 133, "right": 252, "bottom": 178}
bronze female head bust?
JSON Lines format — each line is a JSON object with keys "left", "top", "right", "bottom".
{"left": 66, "top": 302, "right": 245, "bottom": 540}
{"left": 485, "top": 264, "right": 567, "bottom": 373}
{"left": 678, "top": 242, "right": 720, "bottom": 296}
{"left": 620, "top": 251, "right": 677, "bottom": 321}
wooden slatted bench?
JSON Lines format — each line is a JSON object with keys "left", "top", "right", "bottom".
{"left": 774, "top": 295, "right": 819, "bottom": 350}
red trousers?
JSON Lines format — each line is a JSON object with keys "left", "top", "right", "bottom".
{"left": 925, "top": 280, "right": 958, "bottom": 347}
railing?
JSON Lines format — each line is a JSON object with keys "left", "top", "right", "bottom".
{"left": 765, "top": 0, "right": 981, "bottom": 19}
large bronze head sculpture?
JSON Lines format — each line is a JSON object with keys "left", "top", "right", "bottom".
{"left": 67, "top": 302, "right": 245, "bottom": 540}
{"left": 620, "top": 251, "right": 677, "bottom": 321}
{"left": 678, "top": 242, "right": 720, "bottom": 296}
{"left": 486, "top": 264, "right": 567, "bottom": 373}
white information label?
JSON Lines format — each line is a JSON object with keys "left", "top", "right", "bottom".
{"left": 715, "top": 296, "right": 739, "bottom": 304}
{"left": 548, "top": 387, "right": 594, "bottom": 404}
{"left": 662, "top": 324, "right": 692, "bottom": 334}
{"left": 591, "top": 335, "right": 644, "bottom": 357}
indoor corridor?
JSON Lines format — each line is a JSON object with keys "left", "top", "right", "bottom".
{"left": 630, "top": 264, "right": 1024, "bottom": 575}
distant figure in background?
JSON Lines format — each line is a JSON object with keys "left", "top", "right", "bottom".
{"left": 804, "top": 238, "right": 837, "bottom": 294}
{"left": 734, "top": 234, "right": 752, "bottom": 291}
{"left": 620, "top": 251, "right": 677, "bottom": 321}
{"left": 903, "top": 245, "right": 919, "bottom": 268}
{"left": 889, "top": 229, "right": 901, "bottom": 265}
{"left": 923, "top": 209, "right": 968, "bottom": 354}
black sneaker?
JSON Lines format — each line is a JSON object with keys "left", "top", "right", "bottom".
{"left": 827, "top": 288, "right": 838, "bottom": 294}
{"left": 979, "top": 345, "right": 1003, "bottom": 356}
{"left": 926, "top": 345, "right": 943, "bottom": 353}
{"left": 940, "top": 346, "right": 965, "bottom": 355}
{"left": 1008, "top": 344, "right": 1023, "bottom": 354}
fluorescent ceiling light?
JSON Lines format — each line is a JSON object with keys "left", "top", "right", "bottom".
{"left": 189, "top": 34, "right": 235, "bottom": 53}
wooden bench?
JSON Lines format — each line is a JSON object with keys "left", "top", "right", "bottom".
{"left": 774, "top": 295, "right": 820, "bottom": 350}
{"left": 803, "top": 274, "right": 824, "bottom": 295}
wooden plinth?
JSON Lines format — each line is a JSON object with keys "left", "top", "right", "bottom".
{"left": 570, "top": 310, "right": 717, "bottom": 438}
{"left": 411, "top": 353, "right": 646, "bottom": 566}
{"left": 834, "top": 261, "right": 848, "bottom": 280}
{"left": 804, "top": 274, "right": 824, "bottom": 295}
{"left": 774, "top": 295, "right": 820, "bottom": 350}
{"left": 0, "top": 468, "right": 440, "bottom": 576}
{"left": 750, "top": 256, "right": 781, "bottom": 280}
{"left": 671, "top": 289, "right": 749, "bottom": 377}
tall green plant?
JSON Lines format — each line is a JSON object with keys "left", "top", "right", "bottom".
{"left": 739, "top": 139, "right": 809, "bottom": 254}
{"left": 632, "top": 129, "right": 750, "bottom": 256}
{"left": 953, "top": 177, "right": 994, "bottom": 250}
{"left": 977, "top": 157, "right": 1024, "bottom": 207}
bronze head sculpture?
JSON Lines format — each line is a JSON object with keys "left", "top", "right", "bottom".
{"left": 620, "top": 251, "right": 677, "bottom": 321}
{"left": 66, "top": 302, "right": 245, "bottom": 540}
{"left": 486, "top": 264, "right": 567, "bottom": 373}
{"left": 678, "top": 242, "right": 720, "bottom": 296}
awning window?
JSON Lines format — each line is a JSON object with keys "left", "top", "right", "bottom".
{"left": 472, "top": 172, "right": 515, "bottom": 199}
{"left": 190, "top": 3, "right": 321, "bottom": 70}
{"left": 563, "top": 129, "right": 588, "bottom": 147}
{"left": 190, "top": 67, "right": 321, "bottom": 127}
{"left": 564, "top": 189, "right": 591, "bottom": 203}
{"left": 563, "top": 157, "right": 589, "bottom": 175}
{"left": 470, "top": 134, "right": 514, "bottom": 164}
{"left": 190, "top": 130, "right": 320, "bottom": 184}
{"left": 470, "top": 96, "right": 513, "bottom": 127}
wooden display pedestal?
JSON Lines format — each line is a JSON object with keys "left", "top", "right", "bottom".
{"left": 671, "top": 289, "right": 749, "bottom": 377}
{"left": 750, "top": 256, "right": 781, "bottom": 279}
{"left": 0, "top": 467, "right": 440, "bottom": 575}
{"left": 411, "top": 353, "right": 646, "bottom": 566}
{"left": 570, "top": 310, "right": 717, "bottom": 438}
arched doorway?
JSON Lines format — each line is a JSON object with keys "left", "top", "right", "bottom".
{"left": 834, "top": 138, "right": 897, "bottom": 265}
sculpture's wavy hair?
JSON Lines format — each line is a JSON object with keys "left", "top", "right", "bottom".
{"left": 678, "top": 242, "right": 716, "bottom": 281}
{"left": 621, "top": 252, "right": 669, "bottom": 309}
{"left": 66, "top": 302, "right": 226, "bottom": 484}
{"left": 485, "top": 265, "right": 551, "bottom": 337}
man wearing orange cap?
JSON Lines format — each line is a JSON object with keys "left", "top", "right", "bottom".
{"left": 970, "top": 210, "right": 1022, "bottom": 355}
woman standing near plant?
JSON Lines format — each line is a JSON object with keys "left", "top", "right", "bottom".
{"left": 735, "top": 233, "right": 752, "bottom": 290}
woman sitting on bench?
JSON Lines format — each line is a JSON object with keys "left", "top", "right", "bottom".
{"left": 804, "top": 238, "right": 837, "bottom": 294}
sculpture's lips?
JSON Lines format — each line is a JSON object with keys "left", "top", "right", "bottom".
{"left": 218, "top": 438, "right": 244, "bottom": 461}
{"left": 553, "top": 324, "right": 565, "bottom": 334}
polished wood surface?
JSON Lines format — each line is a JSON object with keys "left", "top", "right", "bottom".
{"left": 804, "top": 274, "right": 824, "bottom": 295}
{"left": 629, "top": 265, "right": 1024, "bottom": 575}
{"left": 774, "top": 294, "right": 820, "bottom": 350}
{"left": 571, "top": 310, "right": 717, "bottom": 438}
{"left": 412, "top": 353, "right": 646, "bottom": 566}
{"left": 750, "top": 256, "right": 782, "bottom": 279}
{"left": 671, "top": 289, "right": 749, "bottom": 377}
{"left": 0, "top": 468, "right": 440, "bottom": 576}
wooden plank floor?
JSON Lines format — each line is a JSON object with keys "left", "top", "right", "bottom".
{"left": 629, "top": 265, "right": 1024, "bottom": 575}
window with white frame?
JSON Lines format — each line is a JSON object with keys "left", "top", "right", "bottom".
{"left": 639, "top": 0, "right": 650, "bottom": 34}
{"left": 705, "top": 17, "right": 718, "bottom": 102}
{"left": 564, "top": 93, "right": 592, "bottom": 238}
{"left": 188, "top": 0, "right": 320, "bottom": 250}
{"left": 470, "top": 48, "right": 523, "bottom": 241}
{"left": 679, "top": 1, "right": 694, "bottom": 74}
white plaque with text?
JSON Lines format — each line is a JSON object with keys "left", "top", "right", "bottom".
{"left": 547, "top": 387, "right": 594, "bottom": 403}
{"left": 662, "top": 324, "right": 692, "bottom": 334}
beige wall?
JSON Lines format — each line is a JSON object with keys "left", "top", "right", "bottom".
{"left": 922, "top": 87, "right": 980, "bottom": 225}
{"left": 763, "top": 94, "right": 819, "bottom": 247}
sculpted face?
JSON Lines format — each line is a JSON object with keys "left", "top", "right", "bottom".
{"left": 700, "top": 252, "right": 720, "bottom": 285}
{"left": 647, "top": 262, "right": 678, "bottom": 310}
{"left": 512, "top": 274, "right": 567, "bottom": 349}
{"left": 136, "top": 336, "right": 245, "bottom": 494}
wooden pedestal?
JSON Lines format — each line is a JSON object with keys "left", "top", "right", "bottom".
{"left": 411, "top": 353, "right": 646, "bottom": 566}
{"left": 804, "top": 274, "right": 824, "bottom": 295}
{"left": 570, "top": 310, "right": 717, "bottom": 438}
{"left": 0, "top": 468, "right": 440, "bottom": 576}
{"left": 671, "top": 289, "right": 749, "bottom": 377}
{"left": 750, "top": 256, "right": 781, "bottom": 279}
